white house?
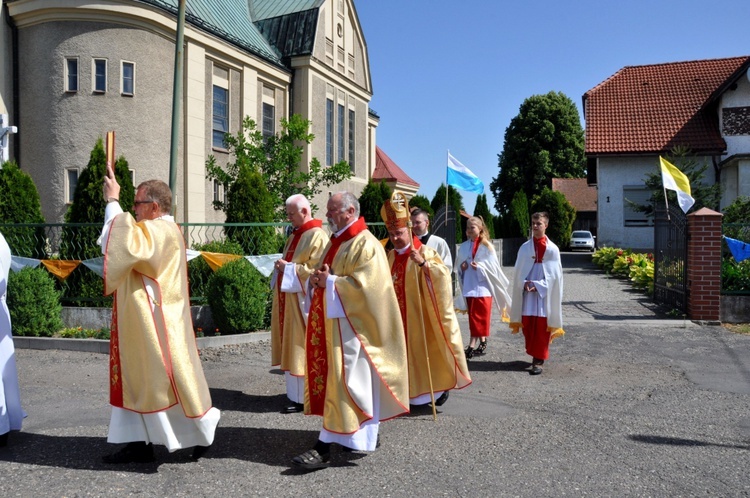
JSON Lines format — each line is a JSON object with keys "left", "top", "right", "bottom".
{"left": 583, "top": 56, "right": 750, "bottom": 250}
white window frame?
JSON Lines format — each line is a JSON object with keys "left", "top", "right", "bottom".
{"left": 121, "top": 61, "right": 135, "bottom": 96}
{"left": 92, "top": 58, "right": 107, "bottom": 93}
{"left": 66, "top": 168, "right": 79, "bottom": 204}
{"left": 65, "top": 57, "right": 79, "bottom": 93}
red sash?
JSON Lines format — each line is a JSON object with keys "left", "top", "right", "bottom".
{"left": 305, "top": 217, "right": 368, "bottom": 415}
{"left": 471, "top": 237, "right": 480, "bottom": 259}
{"left": 391, "top": 235, "right": 422, "bottom": 340}
{"left": 276, "top": 219, "right": 323, "bottom": 341}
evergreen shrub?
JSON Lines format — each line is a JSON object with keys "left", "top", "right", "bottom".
{"left": 7, "top": 267, "right": 63, "bottom": 336}
{"left": 206, "top": 259, "right": 270, "bottom": 334}
{"left": 188, "top": 239, "right": 245, "bottom": 304}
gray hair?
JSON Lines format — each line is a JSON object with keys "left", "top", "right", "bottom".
{"left": 338, "top": 191, "right": 360, "bottom": 217}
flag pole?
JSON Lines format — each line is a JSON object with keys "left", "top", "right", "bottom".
{"left": 663, "top": 184, "right": 670, "bottom": 221}
{"left": 445, "top": 150, "right": 449, "bottom": 229}
{"left": 401, "top": 192, "right": 437, "bottom": 421}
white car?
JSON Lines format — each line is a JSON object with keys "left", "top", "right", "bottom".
{"left": 570, "top": 230, "right": 596, "bottom": 252}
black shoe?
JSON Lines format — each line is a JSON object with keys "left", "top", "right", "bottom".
{"left": 464, "top": 346, "right": 474, "bottom": 359}
{"left": 282, "top": 402, "right": 304, "bottom": 414}
{"left": 191, "top": 444, "right": 211, "bottom": 461}
{"left": 291, "top": 449, "right": 330, "bottom": 470}
{"left": 102, "top": 442, "right": 155, "bottom": 464}
{"left": 475, "top": 341, "right": 487, "bottom": 355}
{"left": 434, "top": 391, "right": 450, "bottom": 406}
{"left": 530, "top": 366, "right": 543, "bottom": 375}
{"left": 0, "top": 432, "right": 8, "bottom": 447}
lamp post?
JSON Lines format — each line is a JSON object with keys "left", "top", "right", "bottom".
{"left": 168, "top": 0, "right": 187, "bottom": 215}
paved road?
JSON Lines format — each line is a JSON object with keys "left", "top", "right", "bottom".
{"left": 2, "top": 252, "right": 749, "bottom": 497}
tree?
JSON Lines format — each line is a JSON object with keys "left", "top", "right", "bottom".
{"left": 408, "top": 194, "right": 432, "bottom": 216}
{"left": 509, "top": 190, "right": 530, "bottom": 238}
{"left": 206, "top": 114, "right": 353, "bottom": 220}
{"left": 473, "top": 194, "right": 495, "bottom": 238}
{"left": 629, "top": 147, "right": 721, "bottom": 217}
{"left": 431, "top": 184, "right": 465, "bottom": 244}
{"left": 530, "top": 188, "right": 575, "bottom": 248}
{"left": 0, "top": 160, "right": 46, "bottom": 258}
{"left": 225, "top": 167, "right": 280, "bottom": 256}
{"left": 490, "top": 91, "right": 585, "bottom": 214}
{"left": 60, "top": 138, "right": 134, "bottom": 306}
{"left": 358, "top": 180, "right": 392, "bottom": 223}
{"left": 723, "top": 196, "right": 750, "bottom": 224}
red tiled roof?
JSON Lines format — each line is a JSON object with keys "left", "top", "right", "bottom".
{"left": 552, "top": 178, "right": 597, "bottom": 212}
{"left": 373, "top": 146, "right": 419, "bottom": 187}
{"left": 584, "top": 56, "right": 750, "bottom": 155}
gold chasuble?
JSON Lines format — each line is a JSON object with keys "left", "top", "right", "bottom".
{"left": 271, "top": 219, "right": 328, "bottom": 373}
{"left": 104, "top": 214, "right": 211, "bottom": 418}
{"left": 305, "top": 217, "right": 409, "bottom": 434}
{"left": 389, "top": 237, "right": 471, "bottom": 399}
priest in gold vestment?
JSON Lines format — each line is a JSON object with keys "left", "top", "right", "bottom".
{"left": 271, "top": 194, "right": 328, "bottom": 413}
{"left": 382, "top": 196, "right": 471, "bottom": 408}
{"left": 99, "top": 167, "right": 220, "bottom": 464}
{"left": 291, "top": 192, "right": 408, "bottom": 471}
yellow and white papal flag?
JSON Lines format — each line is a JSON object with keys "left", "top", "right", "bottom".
{"left": 659, "top": 156, "right": 695, "bottom": 213}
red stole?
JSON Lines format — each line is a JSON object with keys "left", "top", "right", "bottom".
{"left": 471, "top": 237, "right": 480, "bottom": 259}
{"left": 305, "top": 217, "right": 368, "bottom": 415}
{"left": 110, "top": 298, "right": 123, "bottom": 407}
{"left": 533, "top": 236, "right": 547, "bottom": 263}
{"left": 276, "top": 219, "right": 323, "bottom": 343}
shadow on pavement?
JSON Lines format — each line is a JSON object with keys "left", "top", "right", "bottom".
{"left": 209, "top": 388, "right": 289, "bottom": 414}
{"left": 629, "top": 434, "right": 750, "bottom": 450}
{"left": 0, "top": 426, "right": 369, "bottom": 472}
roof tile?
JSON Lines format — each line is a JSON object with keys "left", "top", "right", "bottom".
{"left": 584, "top": 56, "right": 750, "bottom": 155}
{"left": 373, "top": 147, "right": 419, "bottom": 187}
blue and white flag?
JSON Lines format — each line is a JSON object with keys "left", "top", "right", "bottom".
{"left": 446, "top": 152, "right": 484, "bottom": 194}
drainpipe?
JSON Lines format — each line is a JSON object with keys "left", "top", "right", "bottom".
{"left": 4, "top": 4, "right": 19, "bottom": 165}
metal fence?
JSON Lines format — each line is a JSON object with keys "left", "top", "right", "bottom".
{"left": 722, "top": 221, "right": 750, "bottom": 295}
{"left": 653, "top": 205, "right": 689, "bottom": 312}
{"left": 0, "top": 221, "right": 390, "bottom": 306}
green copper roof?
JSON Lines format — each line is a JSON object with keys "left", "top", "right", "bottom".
{"left": 249, "top": 0, "right": 325, "bottom": 21}
{"left": 140, "top": 0, "right": 283, "bottom": 64}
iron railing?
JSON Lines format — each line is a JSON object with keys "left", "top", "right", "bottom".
{"left": 0, "top": 221, "right": 390, "bottom": 305}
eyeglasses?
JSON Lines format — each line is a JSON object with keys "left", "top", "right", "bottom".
{"left": 133, "top": 200, "right": 154, "bottom": 206}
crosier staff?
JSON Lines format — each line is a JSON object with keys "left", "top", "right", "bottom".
{"left": 388, "top": 192, "right": 437, "bottom": 421}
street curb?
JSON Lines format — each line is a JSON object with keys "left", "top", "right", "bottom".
{"left": 13, "top": 331, "right": 272, "bottom": 354}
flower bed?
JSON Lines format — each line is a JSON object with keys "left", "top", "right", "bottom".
{"left": 592, "top": 247, "right": 654, "bottom": 295}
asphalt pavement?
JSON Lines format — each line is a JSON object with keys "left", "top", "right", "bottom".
{"left": 2, "top": 252, "right": 749, "bottom": 497}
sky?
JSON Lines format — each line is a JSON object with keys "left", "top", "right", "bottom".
{"left": 355, "top": 0, "right": 750, "bottom": 214}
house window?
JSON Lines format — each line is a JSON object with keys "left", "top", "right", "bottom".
{"left": 130, "top": 169, "right": 135, "bottom": 186}
{"left": 121, "top": 61, "right": 135, "bottom": 96}
{"left": 326, "top": 99, "right": 333, "bottom": 166}
{"left": 337, "top": 104, "right": 345, "bottom": 162}
{"left": 262, "top": 103, "right": 275, "bottom": 142}
{"left": 66, "top": 169, "right": 79, "bottom": 203}
{"left": 623, "top": 185, "right": 654, "bottom": 227}
{"left": 348, "top": 109, "right": 355, "bottom": 171}
{"left": 212, "top": 85, "right": 228, "bottom": 149}
{"left": 93, "top": 58, "right": 107, "bottom": 93}
{"left": 65, "top": 58, "right": 78, "bottom": 92}
{"left": 213, "top": 179, "right": 220, "bottom": 204}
